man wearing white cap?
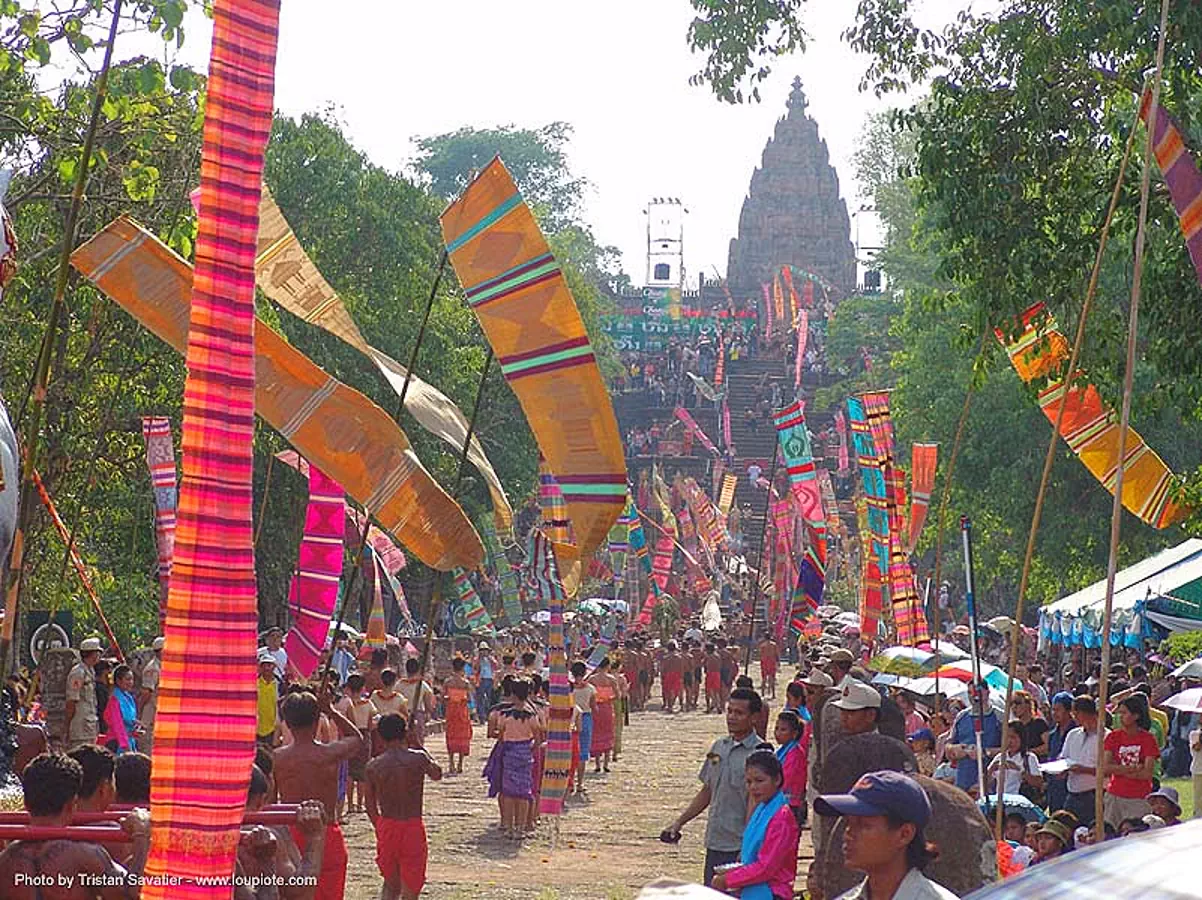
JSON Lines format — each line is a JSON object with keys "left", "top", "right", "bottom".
{"left": 257, "top": 647, "right": 280, "bottom": 747}
{"left": 138, "top": 637, "right": 164, "bottom": 754}
{"left": 65, "top": 637, "right": 102, "bottom": 747}
{"left": 834, "top": 681, "right": 883, "bottom": 736}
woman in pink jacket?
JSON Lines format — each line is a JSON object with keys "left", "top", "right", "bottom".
{"left": 712, "top": 749, "right": 799, "bottom": 900}
{"left": 774, "top": 710, "right": 807, "bottom": 823}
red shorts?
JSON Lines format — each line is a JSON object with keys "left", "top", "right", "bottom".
{"left": 374, "top": 817, "right": 427, "bottom": 896}
{"left": 291, "top": 822, "right": 347, "bottom": 900}
{"left": 760, "top": 660, "right": 777, "bottom": 678}
{"left": 663, "top": 671, "right": 683, "bottom": 695}
{"left": 705, "top": 671, "right": 722, "bottom": 693}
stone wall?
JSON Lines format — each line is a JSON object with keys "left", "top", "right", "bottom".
{"left": 40, "top": 647, "right": 77, "bottom": 747}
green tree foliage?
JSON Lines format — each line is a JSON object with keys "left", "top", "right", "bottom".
{"left": 688, "top": 1, "right": 1202, "bottom": 613}
{"left": 411, "top": 123, "right": 628, "bottom": 376}
{"left": 0, "top": 22, "right": 624, "bottom": 650}
{"left": 413, "top": 122, "right": 586, "bottom": 233}
{"left": 830, "top": 106, "right": 1202, "bottom": 619}
{"left": 1161, "top": 629, "right": 1202, "bottom": 663}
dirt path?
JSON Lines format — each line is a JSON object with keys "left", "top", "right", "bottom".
{"left": 342, "top": 677, "right": 812, "bottom": 899}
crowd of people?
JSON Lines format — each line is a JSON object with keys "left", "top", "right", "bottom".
{"left": 653, "top": 613, "right": 1202, "bottom": 899}
{"left": 6, "top": 596, "right": 1202, "bottom": 900}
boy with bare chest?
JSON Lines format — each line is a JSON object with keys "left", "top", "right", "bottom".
{"left": 364, "top": 714, "right": 443, "bottom": 900}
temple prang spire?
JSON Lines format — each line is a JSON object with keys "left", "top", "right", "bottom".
{"left": 726, "top": 80, "right": 855, "bottom": 297}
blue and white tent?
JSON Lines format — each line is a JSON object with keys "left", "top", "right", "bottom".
{"left": 1039, "top": 539, "right": 1202, "bottom": 650}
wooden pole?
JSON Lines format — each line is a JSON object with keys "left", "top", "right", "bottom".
{"left": 418, "top": 348, "right": 494, "bottom": 681}
{"left": 1, "top": 0, "right": 125, "bottom": 674}
{"left": 320, "top": 251, "right": 448, "bottom": 688}
{"left": 1094, "top": 0, "right": 1171, "bottom": 840}
{"left": 994, "top": 105, "right": 1141, "bottom": 846}
{"left": 929, "top": 328, "right": 987, "bottom": 709}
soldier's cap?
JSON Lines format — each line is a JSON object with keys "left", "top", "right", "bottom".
{"left": 152, "top": 637, "right": 165, "bottom": 651}
{"left": 832, "top": 680, "right": 882, "bottom": 711}
{"left": 79, "top": 638, "right": 103, "bottom": 653}
{"left": 829, "top": 648, "right": 855, "bottom": 665}
{"left": 800, "top": 669, "right": 834, "bottom": 688}
{"left": 814, "top": 770, "right": 931, "bottom": 828}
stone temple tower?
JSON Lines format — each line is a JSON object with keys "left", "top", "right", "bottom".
{"left": 726, "top": 77, "right": 856, "bottom": 297}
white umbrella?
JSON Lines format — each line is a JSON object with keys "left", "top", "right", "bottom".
{"left": 328, "top": 622, "right": 362, "bottom": 640}
{"left": 1162, "top": 687, "right": 1202, "bottom": 714}
{"left": 1170, "top": 658, "right": 1202, "bottom": 680}
{"left": 926, "top": 639, "right": 970, "bottom": 661}
{"left": 879, "top": 646, "right": 934, "bottom": 665}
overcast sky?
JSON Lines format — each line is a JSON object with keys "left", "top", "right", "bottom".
{"left": 133, "top": 1, "right": 977, "bottom": 288}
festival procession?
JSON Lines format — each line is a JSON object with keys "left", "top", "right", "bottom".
{"left": 3, "top": 0, "right": 1202, "bottom": 898}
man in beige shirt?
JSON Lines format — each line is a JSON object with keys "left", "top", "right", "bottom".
{"left": 65, "top": 637, "right": 102, "bottom": 747}
{"left": 138, "top": 637, "right": 163, "bottom": 753}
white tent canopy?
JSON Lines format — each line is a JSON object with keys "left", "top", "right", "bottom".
{"left": 1041, "top": 539, "right": 1202, "bottom": 648}
{"left": 1046, "top": 539, "right": 1202, "bottom": 618}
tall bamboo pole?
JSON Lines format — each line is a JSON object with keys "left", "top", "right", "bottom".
{"left": 2, "top": 0, "right": 125, "bottom": 673}
{"left": 993, "top": 107, "right": 1141, "bottom": 845}
{"left": 1094, "top": 0, "right": 1172, "bottom": 841}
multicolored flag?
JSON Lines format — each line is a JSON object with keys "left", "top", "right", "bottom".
{"left": 141, "top": 416, "right": 177, "bottom": 626}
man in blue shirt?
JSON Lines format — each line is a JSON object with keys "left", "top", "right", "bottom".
{"left": 946, "top": 682, "right": 1002, "bottom": 792}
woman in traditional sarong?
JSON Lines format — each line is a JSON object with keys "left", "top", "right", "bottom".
{"left": 444, "top": 657, "right": 473, "bottom": 775}
{"left": 491, "top": 679, "right": 542, "bottom": 839}
{"left": 613, "top": 656, "right": 629, "bottom": 761}
{"left": 589, "top": 657, "right": 618, "bottom": 772}
{"left": 528, "top": 674, "right": 550, "bottom": 832}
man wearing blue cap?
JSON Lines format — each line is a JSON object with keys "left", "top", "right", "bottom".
{"left": 816, "top": 771, "right": 958, "bottom": 900}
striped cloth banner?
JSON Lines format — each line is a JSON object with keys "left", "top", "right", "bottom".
{"left": 713, "top": 331, "right": 726, "bottom": 389}
{"left": 718, "top": 472, "right": 738, "bottom": 515}
{"left": 862, "top": 391, "right": 927, "bottom": 646}
{"left": 781, "top": 265, "right": 798, "bottom": 327}
{"left": 530, "top": 529, "right": 572, "bottom": 816}
{"left": 141, "top": 416, "right": 177, "bottom": 627}
{"left": 1141, "top": 91, "right": 1202, "bottom": 288}
{"left": 142, "top": 2, "right": 277, "bottom": 894}
{"left": 440, "top": 159, "right": 626, "bottom": 564}
{"left": 848, "top": 399, "right": 888, "bottom": 639}
{"left": 907, "top": 443, "right": 938, "bottom": 552}
{"left": 538, "top": 456, "right": 573, "bottom": 545}
{"left": 452, "top": 568, "right": 494, "bottom": 635}
{"left": 72, "top": 218, "right": 483, "bottom": 572}
{"left": 773, "top": 274, "right": 786, "bottom": 334}
{"left": 674, "top": 406, "right": 719, "bottom": 456}
{"left": 847, "top": 397, "right": 889, "bottom": 574}
{"left": 794, "top": 309, "right": 809, "bottom": 389}
{"left": 254, "top": 191, "right": 514, "bottom": 532}
{"left": 365, "top": 550, "right": 387, "bottom": 648}
{"left": 997, "top": 302, "right": 1186, "bottom": 529}
{"left": 762, "top": 282, "right": 773, "bottom": 339}
{"left": 283, "top": 464, "right": 346, "bottom": 679}
{"left": 722, "top": 399, "right": 733, "bottom": 450}
{"left": 480, "top": 518, "right": 523, "bottom": 627}
{"left": 772, "top": 401, "right": 826, "bottom": 530}
{"left": 835, "top": 410, "right": 851, "bottom": 475}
